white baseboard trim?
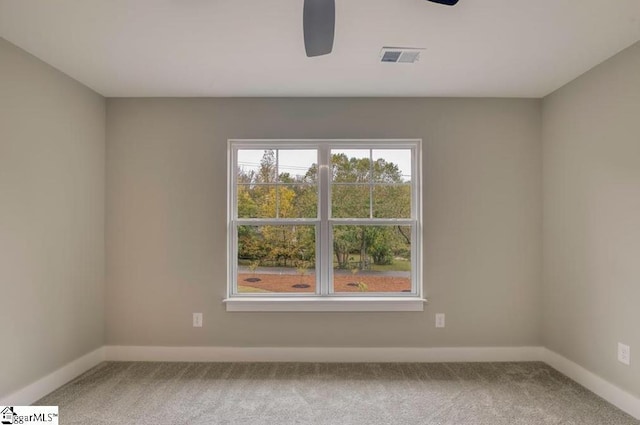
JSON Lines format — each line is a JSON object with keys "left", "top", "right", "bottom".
{"left": 542, "top": 348, "right": 640, "bottom": 420}
{"left": 104, "top": 345, "right": 544, "bottom": 363}
{"left": 0, "top": 347, "right": 105, "bottom": 406}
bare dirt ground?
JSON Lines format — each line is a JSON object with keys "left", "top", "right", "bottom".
{"left": 238, "top": 273, "right": 411, "bottom": 293}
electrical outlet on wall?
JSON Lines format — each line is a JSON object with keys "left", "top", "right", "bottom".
{"left": 193, "top": 312, "right": 203, "bottom": 328}
{"left": 618, "top": 343, "right": 630, "bottom": 365}
{"left": 435, "top": 313, "right": 445, "bottom": 328}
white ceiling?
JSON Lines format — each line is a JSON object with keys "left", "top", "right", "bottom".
{"left": 1, "top": 0, "right": 640, "bottom": 97}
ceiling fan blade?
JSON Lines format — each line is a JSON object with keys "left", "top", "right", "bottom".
{"left": 426, "top": 0, "right": 459, "bottom": 5}
{"left": 303, "top": 0, "right": 335, "bottom": 57}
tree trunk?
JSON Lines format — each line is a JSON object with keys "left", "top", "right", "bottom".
{"left": 359, "top": 227, "right": 367, "bottom": 270}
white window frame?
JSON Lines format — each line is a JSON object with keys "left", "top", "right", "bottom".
{"left": 224, "top": 139, "right": 426, "bottom": 312}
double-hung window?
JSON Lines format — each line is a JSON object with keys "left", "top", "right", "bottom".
{"left": 226, "top": 140, "right": 424, "bottom": 311}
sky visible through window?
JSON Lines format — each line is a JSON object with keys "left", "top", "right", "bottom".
{"left": 237, "top": 149, "right": 412, "bottom": 181}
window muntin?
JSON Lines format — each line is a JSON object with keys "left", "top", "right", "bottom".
{"left": 230, "top": 140, "right": 420, "bottom": 298}
{"left": 237, "top": 224, "right": 317, "bottom": 294}
{"left": 330, "top": 224, "right": 413, "bottom": 293}
{"left": 236, "top": 149, "right": 318, "bottom": 219}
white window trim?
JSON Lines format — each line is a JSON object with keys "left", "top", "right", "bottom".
{"left": 223, "top": 297, "right": 426, "bottom": 312}
{"left": 224, "top": 139, "right": 426, "bottom": 312}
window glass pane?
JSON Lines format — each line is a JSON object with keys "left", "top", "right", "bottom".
{"left": 279, "top": 184, "right": 317, "bottom": 218}
{"left": 232, "top": 142, "right": 420, "bottom": 301}
{"left": 372, "top": 149, "right": 412, "bottom": 183}
{"left": 331, "top": 149, "right": 370, "bottom": 183}
{"left": 237, "top": 149, "right": 277, "bottom": 183}
{"left": 332, "top": 225, "right": 412, "bottom": 293}
{"left": 236, "top": 149, "right": 265, "bottom": 182}
{"left": 373, "top": 184, "right": 411, "bottom": 218}
{"left": 237, "top": 225, "right": 316, "bottom": 293}
{"left": 237, "top": 184, "right": 277, "bottom": 218}
{"left": 278, "top": 150, "right": 317, "bottom": 183}
{"left": 331, "top": 184, "right": 370, "bottom": 218}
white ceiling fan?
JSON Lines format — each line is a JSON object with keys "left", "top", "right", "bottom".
{"left": 303, "top": 0, "right": 460, "bottom": 57}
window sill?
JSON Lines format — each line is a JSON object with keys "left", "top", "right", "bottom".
{"left": 223, "top": 297, "right": 427, "bottom": 312}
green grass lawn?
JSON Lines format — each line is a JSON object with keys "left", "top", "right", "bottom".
{"left": 370, "top": 260, "right": 411, "bottom": 272}
{"left": 332, "top": 253, "right": 411, "bottom": 272}
{"left": 239, "top": 254, "right": 411, "bottom": 273}
{"left": 237, "top": 285, "right": 272, "bottom": 293}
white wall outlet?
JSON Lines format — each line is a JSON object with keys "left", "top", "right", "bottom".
{"left": 435, "top": 313, "right": 445, "bottom": 328}
{"left": 193, "top": 312, "right": 203, "bottom": 328}
{"left": 618, "top": 343, "right": 630, "bottom": 365}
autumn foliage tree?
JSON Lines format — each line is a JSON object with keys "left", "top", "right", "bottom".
{"left": 237, "top": 150, "right": 411, "bottom": 270}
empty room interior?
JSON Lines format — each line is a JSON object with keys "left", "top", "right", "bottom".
{"left": 1, "top": 0, "right": 640, "bottom": 423}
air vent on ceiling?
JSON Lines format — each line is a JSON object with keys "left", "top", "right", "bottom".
{"left": 380, "top": 47, "right": 424, "bottom": 64}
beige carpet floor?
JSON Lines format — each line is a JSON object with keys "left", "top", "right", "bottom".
{"left": 37, "top": 361, "right": 638, "bottom": 424}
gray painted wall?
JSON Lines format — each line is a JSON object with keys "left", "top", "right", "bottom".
{"left": 542, "top": 42, "right": 640, "bottom": 397}
{"left": 0, "top": 38, "right": 106, "bottom": 397}
{"left": 106, "top": 97, "right": 542, "bottom": 347}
